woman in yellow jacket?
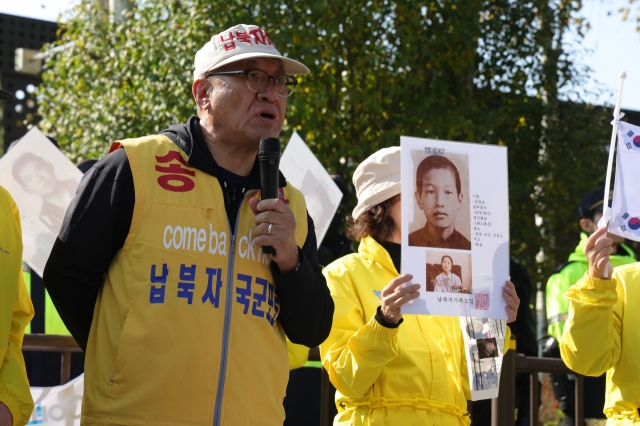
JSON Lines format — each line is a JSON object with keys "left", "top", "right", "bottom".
{"left": 560, "top": 226, "right": 640, "bottom": 424}
{"left": 320, "top": 147, "right": 520, "bottom": 426}
{"left": 0, "top": 185, "right": 35, "bottom": 426}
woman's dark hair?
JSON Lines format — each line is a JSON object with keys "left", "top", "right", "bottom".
{"left": 441, "top": 255, "right": 454, "bottom": 266}
{"left": 347, "top": 194, "right": 400, "bottom": 242}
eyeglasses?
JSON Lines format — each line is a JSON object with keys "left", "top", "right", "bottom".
{"left": 205, "top": 69, "right": 298, "bottom": 97}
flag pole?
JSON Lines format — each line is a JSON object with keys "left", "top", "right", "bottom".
{"left": 602, "top": 70, "right": 627, "bottom": 278}
{"left": 604, "top": 71, "right": 627, "bottom": 211}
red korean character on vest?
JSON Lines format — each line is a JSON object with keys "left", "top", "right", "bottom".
{"left": 155, "top": 151, "right": 196, "bottom": 192}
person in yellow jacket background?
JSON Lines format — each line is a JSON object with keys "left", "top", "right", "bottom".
{"left": 560, "top": 225, "right": 640, "bottom": 424}
{"left": 320, "top": 147, "right": 520, "bottom": 426}
{"left": 0, "top": 184, "right": 35, "bottom": 426}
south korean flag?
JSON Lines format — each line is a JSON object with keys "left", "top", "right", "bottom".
{"left": 609, "top": 120, "right": 640, "bottom": 242}
{"left": 617, "top": 120, "right": 640, "bottom": 152}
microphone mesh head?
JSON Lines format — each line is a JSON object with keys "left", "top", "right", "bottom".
{"left": 259, "top": 137, "right": 280, "bottom": 155}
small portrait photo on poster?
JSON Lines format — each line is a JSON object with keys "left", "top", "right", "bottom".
{"left": 477, "top": 338, "right": 500, "bottom": 359}
{"left": 408, "top": 150, "right": 471, "bottom": 250}
{"left": 426, "top": 250, "right": 472, "bottom": 293}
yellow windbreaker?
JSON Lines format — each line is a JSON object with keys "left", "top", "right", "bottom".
{"left": 0, "top": 186, "right": 35, "bottom": 426}
{"left": 321, "top": 236, "right": 510, "bottom": 426}
{"left": 560, "top": 267, "right": 640, "bottom": 424}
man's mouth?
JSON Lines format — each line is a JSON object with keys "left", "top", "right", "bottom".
{"left": 260, "top": 112, "right": 275, "bottom": 120}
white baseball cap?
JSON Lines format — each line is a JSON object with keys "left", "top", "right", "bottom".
{"left": 193, "top": 24, "right": 310, "bottom": 80}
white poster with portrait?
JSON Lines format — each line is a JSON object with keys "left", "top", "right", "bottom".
{"left": 0, "top": 128, "right": 82, "bottom": 276}
{"left": 400, "top": 136, "right": 510, "bottom": 319}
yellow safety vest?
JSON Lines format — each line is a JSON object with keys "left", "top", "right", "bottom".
{"left": 82, "top": 135, "right": 308, "bottom": 426}
{"left": 23, "top": 267, "right": 70, "bottom": 335}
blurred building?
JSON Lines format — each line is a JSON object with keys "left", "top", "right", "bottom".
{"left": 0, "top": 13, "right": 58, "bottom": 154}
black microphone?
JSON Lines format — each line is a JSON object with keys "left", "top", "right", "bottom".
{"left": 259, "top": 137, "right": 281, "bottom": 255}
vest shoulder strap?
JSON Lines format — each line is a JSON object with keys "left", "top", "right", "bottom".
{"left": 109, "top": 135, "right": 195, "bottom": 259}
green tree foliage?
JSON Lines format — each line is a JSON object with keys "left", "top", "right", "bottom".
{"left": 38, "top": 0, "right": 615, "bottom": 288}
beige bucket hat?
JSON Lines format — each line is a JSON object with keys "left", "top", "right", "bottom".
{"left": 352, "top": 146, "right": 401, "bottom": 220}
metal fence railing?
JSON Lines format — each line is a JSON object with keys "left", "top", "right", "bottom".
{"left": 23, "top": 335, "right": 584, "bottom": 425}
{"left": 22, "top": 333, "right": 83, "bottom": 385}
{"left": 492, "top": 346, "right": 584, "bottom": 426}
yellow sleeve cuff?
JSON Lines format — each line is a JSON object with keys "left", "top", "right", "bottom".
{"left": 580, "top": 273, "right": 617, "bottom": 291}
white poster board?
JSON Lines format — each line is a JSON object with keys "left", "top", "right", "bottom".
{"left": 28, "top": 374, "right": 83, "bottom": 425}
{"left": 400, "top": 137, "right": 510, "bottom": 319}
{"left": 280, "top": 132, "right": 343, "bottom": 247}
{"left": 0, "top": 128, "right": 82, "bottom": 276}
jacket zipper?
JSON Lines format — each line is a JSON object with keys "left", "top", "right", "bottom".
{"left": 212, "top": 191, "right": 255, "bottom": 426}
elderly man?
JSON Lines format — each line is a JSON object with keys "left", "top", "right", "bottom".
{"left": 44, "top": 24, "right": 333, "bottom": 426}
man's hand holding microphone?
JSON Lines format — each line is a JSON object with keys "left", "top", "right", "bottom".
{"left": 249, "top": 137, "right": 300, "bottom": 274}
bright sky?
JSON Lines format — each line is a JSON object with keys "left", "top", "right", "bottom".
{"left": 567, "top": 0, "right": 640, "bottom": 111}
{"left": 1, "top": 0, "right": 80, "bottom": 22}
{"left": 2, "top": 0, "right": 640, "bottom": 110}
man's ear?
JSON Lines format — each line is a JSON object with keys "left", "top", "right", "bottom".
{"left": 457, "top": 192, "right": 464, "bottom": 207}
{"left": 579, "top": 218, "right": 596, "bottom": 234}
{"left": 415, "top": 191, "right": 423, "bottom": 210}
{"left": 192, "top": 78, "right": 211, "bottom": 110}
